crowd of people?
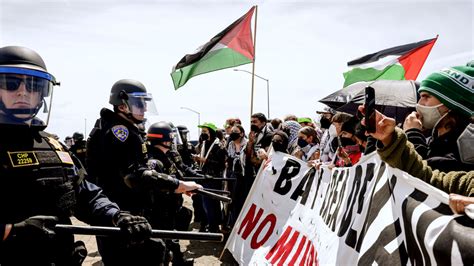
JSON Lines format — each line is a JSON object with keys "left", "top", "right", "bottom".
{"left": 0, "top": 44, "right": 473, "bottom": 265}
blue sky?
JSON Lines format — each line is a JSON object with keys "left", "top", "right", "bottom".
{"left": 1, "top": 0, "right": 472, "bottom": 140}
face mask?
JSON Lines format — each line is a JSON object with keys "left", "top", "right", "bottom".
{"left": 297, "top": 138, "right": 308, "bottom": 148}
{"left": 200, "top": 133, "right": 209, "bottom": 141}
{"left": 416, "top": 103, "right": 444, "bottom": 129}
{"left": 251, "top": 124, "right": 260, "bottom": 132}
{"left": 320, "top": 117, "right": 331, "bottom": 129}
{"left": 230, "top": 132, "right": 241, "bottom": 141}
{"left": 340, "top": 137, "right": 356, "bottom": 147}
{"left": 328, "top": 124, "right": 337, "bottom": 138}
{"left": 457, "top": 124, "right": 474, "bottom": 164}
{"left": 272, "top": 141, "right": 286, "bottom": 152}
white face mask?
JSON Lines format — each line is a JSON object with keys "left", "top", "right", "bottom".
{"left": 328, "top": 124, "right": 337, "bottom": 138}
{"left": 416, "top": 103, "right": 444, "bottom": 129}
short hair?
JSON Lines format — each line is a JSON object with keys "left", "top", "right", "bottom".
{"left": 232, "top": 124, "right": 246, "bottom": 136}
{"left": 271, "top": 118, "right": 282, "bottom": 130}
{"left": 283, "top": 114, "right": 298, "bottom": 122}
{"left": 331, "top": 112, "right": 353, "bottom": 123}
{"left": 251, "top": 112, "right": 267, "bottom": 123}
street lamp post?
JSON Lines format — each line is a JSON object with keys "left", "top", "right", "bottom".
{"left": 180, "top": 106, "right": 201, "bottom": 138}
{"left": 233, "top": 69, "right": 270, "bottom": 118}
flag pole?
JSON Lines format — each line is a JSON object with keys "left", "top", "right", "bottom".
{"left": 250, "top": 5, "right": 258, "bottom": 116}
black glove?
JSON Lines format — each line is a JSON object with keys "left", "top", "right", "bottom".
{"left": 114, "top": 211, "right": 152, "bottom": 246}
{"left": 8, "top": 215, "right": 58, "bottom": 240}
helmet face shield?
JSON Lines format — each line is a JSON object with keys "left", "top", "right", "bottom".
{"left": 126, "top": 92, "right": 158, "bottom": 120}
{"left": 0, "top": 67, "right": 56, "bottom": 127}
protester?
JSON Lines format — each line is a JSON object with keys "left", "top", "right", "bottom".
{"left": 0, "top": 45, "right": 152, "bottom": 265}
{"left": 317, "top": 107, "right": 337, "bottom": 163}
{"left": 282, "top": 120, "right": 301, "bottom": 154}
{"left": 403, "top": 64, "right": 474, "bottom": 172}
{"left": 257, "top": 130, "right": 290, "bottom": 160}
{"left": 225, "top": 124, "right": 248, "bottom": 227}
{"left": 360, "top": 106, "right": 474, "bottom": 197}
{"left": 270, "top": 117, "right": 283, "bottom": 131}
{"left": 293, "top": 126, "right": 320, "bottom": 162}
{"left": 297, "top": 117, "right": 314, "bottom": 128}
{"left": 194, "top": 122, "right": 226, "bottom": 233}
{"left": 245, "top": 112, "right": 273, "bottom": 177}
{"left": 86, "top": 78, "right": 200, "bottom": 265}
{"left": 335, "top": 116, "right": 362, "bottom": 167}
{"left": 283, "top": 114, "right": 298, "bottom": 122}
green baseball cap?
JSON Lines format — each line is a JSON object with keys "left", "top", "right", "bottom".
{"left": 297, "top": 117, "right": 313, "bottom": 123}
{"left": 198, "top": 122, "right": 218, "bottom": 132}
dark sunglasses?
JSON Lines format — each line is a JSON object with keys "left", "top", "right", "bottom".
{"left": 2, "top": 75, "right": 47, "bottom": 93}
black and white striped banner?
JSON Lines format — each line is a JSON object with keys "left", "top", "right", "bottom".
{"left": 225, "top": 151, "right": 474, "bottom": 265}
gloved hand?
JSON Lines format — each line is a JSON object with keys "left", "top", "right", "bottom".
{"left": 114, "top": 211, "right": 152, "bottom": 246}
{"left": 8, "top": 215, "right": 58, "bottom": 240}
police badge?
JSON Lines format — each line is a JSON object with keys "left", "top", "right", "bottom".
{"left": 112, "top": 125, "right": 129, "bottom": 142}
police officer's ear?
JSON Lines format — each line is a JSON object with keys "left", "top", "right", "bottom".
{"left": 117, "top": 103, "right": 129, "bottom": 113}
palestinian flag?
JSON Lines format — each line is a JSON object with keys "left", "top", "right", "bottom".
{"left": 171, "top": 6, "right": 255, "bottom": 90}
{"left": 343, "top": 36, "right": 438, "bottom": 87}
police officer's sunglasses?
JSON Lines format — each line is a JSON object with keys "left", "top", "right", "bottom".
{"left": 1, "top": 75, "right": 47, "bottom": 93}
{"left": 0, "top": 67, "right": 59, "bottom": 94}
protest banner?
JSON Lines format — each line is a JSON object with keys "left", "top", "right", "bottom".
{"left": 225, "top": 151, "right": 474, "bottom": 265}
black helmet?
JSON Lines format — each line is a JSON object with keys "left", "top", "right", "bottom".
{"left": 176, "top": 125, "right": 189, "bottom": 133}
{"left": 0, "top": 46, "right": 59, "bottom": 128}
{"left": 109, "top": 79, "right": 147, "bottom": 105}
{"left": 73, "top": 132, "right": 84, "bottom": 141}
{"left": 108, "top": 79, "right": 157, "bottom": 124}
{"left": 147, "top": 121, "right": 174, "bottom": 144}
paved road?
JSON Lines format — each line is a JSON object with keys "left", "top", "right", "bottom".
{"left": 73, "top": 195, "right": 235, "bottom": 265}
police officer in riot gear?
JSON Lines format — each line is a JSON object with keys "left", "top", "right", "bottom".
{"left": 0, "top": 46, "right": 152, "bottom": 265}
{"left": 147, "top": 121, "right": 195, "bottom": 265}
{"left": 69, "top": 131, "right": 87, "bottom": 167}
{"left": 176, "top": 124, "right": 195, "bottom": 167}
{"left": 86, "top": 79, "right": 201, "bottom": 265}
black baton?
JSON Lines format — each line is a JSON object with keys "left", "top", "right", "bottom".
{"left": 195, "top": 188, "right": 232, "bottom": 203}
{"left": 55, "top": 224, "right": 224, "bottom": 242}
{"left": 183, "top": 177, "right": 237, "bottom": 182}
{"left": 202, "top": 188, "right": 231, "bottom": 195}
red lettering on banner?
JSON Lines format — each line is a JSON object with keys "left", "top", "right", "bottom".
{"left": 265, "top": 226, "right": 300, "bottom": 264}
{"left": 299, "top": 238, "right": 312, "bottom": 266}
{"left": 238, "top": 203, "right": 264, "bottom": 240}
{"left": 289, "top": 235, "right": 307, "bottom": 265}
{"left": 250, "top": 213, "right": 276, "bottom": 249}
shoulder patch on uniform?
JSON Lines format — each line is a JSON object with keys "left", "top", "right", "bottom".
{"left": 56, "top": 151, "right": 74, "bottom": 165}
{"left": 112, "top": 125, "right": 129, "bottom": 142}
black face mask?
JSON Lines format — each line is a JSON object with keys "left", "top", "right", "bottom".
{"left": 251, "top": 124, "right": 260, "bottom": 132}
{"left": 272, "top": 141, "right": 286, "bottom": 152}
{"left": 340, "top": 137, "right": 356, "bottom": 147}
{"left": 297, "top": 138, "right": 308, "bottom": 148}
{"left": 320, "top": 117, "right": 331, "bottom": 129}
{"left": 230, "top": 132, "right": 241, "bottom": 141}
{"left": 200, "top": 133, "right": 209, "bottom": 141}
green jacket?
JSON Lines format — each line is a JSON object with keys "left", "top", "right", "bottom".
{"left": 378, "top": 127, "right": 474, "bottom": 196}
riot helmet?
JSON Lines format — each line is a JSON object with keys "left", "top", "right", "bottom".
{"left": 0, "top": 46, "right": 59, "bottom": 128}
{"left": 176, "top": 125, "right": 190, "bottom": 142}
{"left": 147, "top": 121, "right": 175, "bottom": 149}
{"left": 73, "top": 132, "right": 84, "bottom": 142}
{"left": 109, "top": 79, "right": 157, "bottom": 123}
